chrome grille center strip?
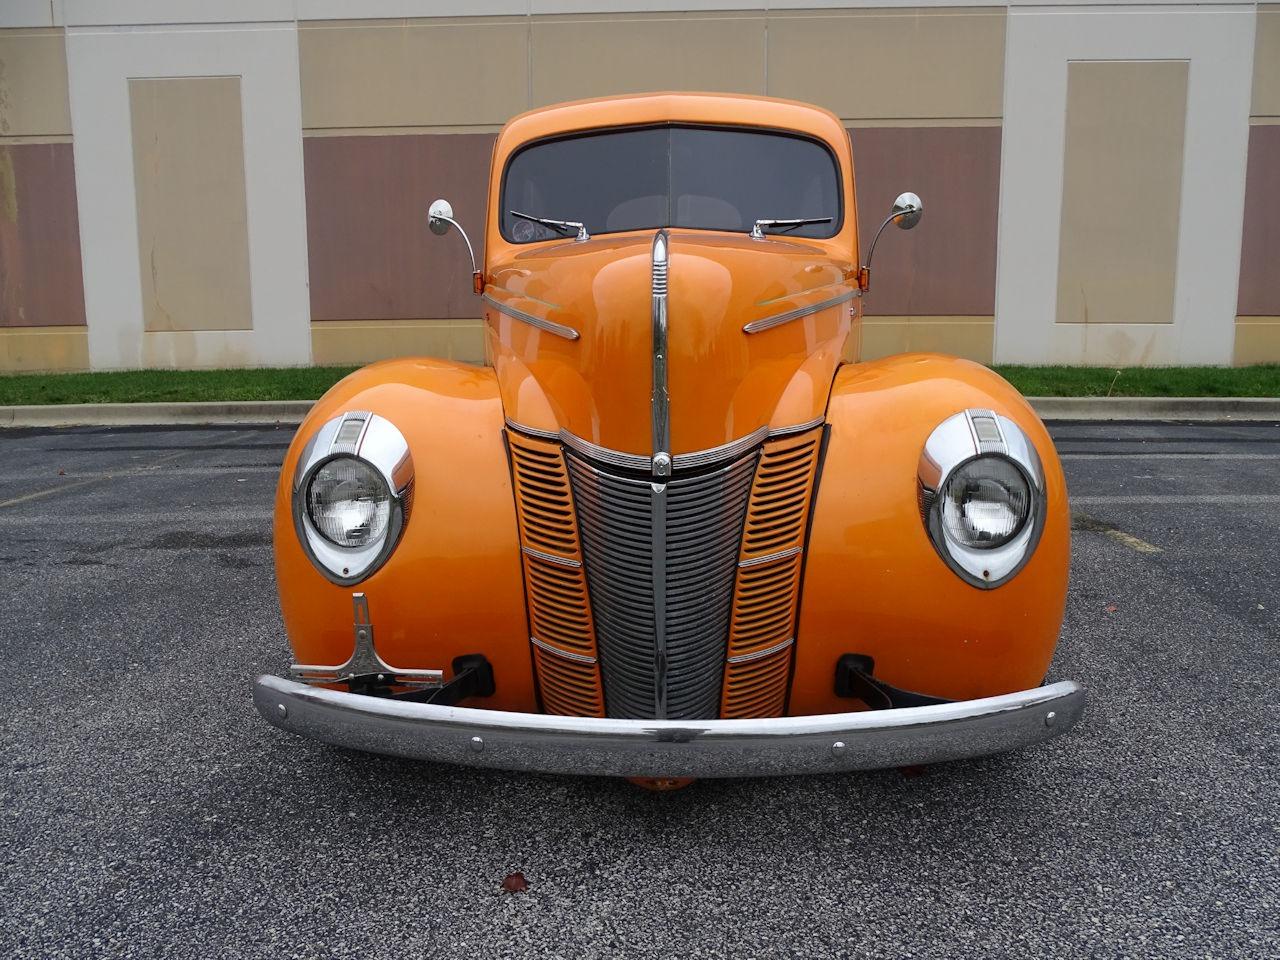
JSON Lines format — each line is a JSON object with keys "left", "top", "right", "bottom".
{"left": 651, "top": 230, "right": 671, "bottom": 481}
{"left": 567, "top": 450, "right": 758, "bottom": 720}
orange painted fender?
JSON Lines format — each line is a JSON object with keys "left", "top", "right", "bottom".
{"left": 789, "top": 354, "right": 1071, "bottom": 715}
{"left": 273, "top": 358, "right": 537, "bottom": 712}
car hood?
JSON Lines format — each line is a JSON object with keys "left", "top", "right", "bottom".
{"left": 484, "top": 230, "right": 855, "bottom": 458}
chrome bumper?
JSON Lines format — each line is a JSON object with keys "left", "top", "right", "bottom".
{"left": 254, "top": 674, "right": 1085, "bottom": 778}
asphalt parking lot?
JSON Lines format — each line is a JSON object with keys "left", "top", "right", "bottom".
{"left": 1, "top": 419, "right": 1277, "bottom": 959}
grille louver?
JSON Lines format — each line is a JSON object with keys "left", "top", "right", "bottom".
{"left": 507, "top": 432, "right": 605, "bottom": 717}
{"left": 721, "top": 427, "right": 824, "bottom": 719}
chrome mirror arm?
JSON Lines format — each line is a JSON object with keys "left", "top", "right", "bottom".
{"left": 427, "top": 198, "right": 484, "bottom": 295}
{"left": 856, "top": 192, "right": 922, "bottom": 293}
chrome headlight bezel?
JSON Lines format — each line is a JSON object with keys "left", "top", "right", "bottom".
{"left": 917, "top": 409, "right": 1046, "bottom": 590}
{"left": 291, "top": 411, "right": 413, "bottom": 586}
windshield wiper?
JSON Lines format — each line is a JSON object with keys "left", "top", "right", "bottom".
{"left": 750, "top": 217, "right": 833, "bottom": 240}
{"left": 510, "top": 210, "right": 590, "bottom": 242}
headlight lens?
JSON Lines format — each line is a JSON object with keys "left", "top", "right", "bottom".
{"left": 940, "top": 456, "right": 1031, "bottom": 550}
{"left": 306, "top": 456, "right": 391, "bottom": 548}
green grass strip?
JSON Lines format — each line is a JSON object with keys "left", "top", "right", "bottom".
{"left": 0, "top": 363, "right": 1276, "bottom": 405}
{"left": 992, "top": 365, "right": 1280, "bottom": 398}
{"left": 0, "top": 367, "right": 360, "bottom": 405}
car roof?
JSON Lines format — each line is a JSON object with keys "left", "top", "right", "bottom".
{"left": 494, "top": 92, "right": 850, "bottom": 166}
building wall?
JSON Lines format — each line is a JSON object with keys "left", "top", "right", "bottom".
{"left": 0, "top": 1, "right": 1273, "bottom": 372}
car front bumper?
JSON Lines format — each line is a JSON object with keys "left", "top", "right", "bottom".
{"left": 253, "top": 674, "right": 1085, "bottom": 778}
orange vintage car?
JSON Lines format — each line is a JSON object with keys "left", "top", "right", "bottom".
{"left": 254, "top": 92, "right": 1084, "bottom": 781}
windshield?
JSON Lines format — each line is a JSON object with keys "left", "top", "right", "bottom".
{"left": 500, "top": 125, "right": 842, "bottom": 244}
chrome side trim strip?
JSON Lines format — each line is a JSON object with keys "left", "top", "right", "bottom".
{"left": 768, "top": 416, "right": 826, "bottom": 438}
{"left": 742, "top": 289, "right": 857, "bottom": 335}
{"left": 521, "top": 546, "right": 581, "bottom": 568}
{"left": 738, "top": 546, "right": 803, "bottom": 569}
{"left": 727, "top": 637, "right": 795, "bottom": 665}
{"left": 560, "top": 431, "right": 651, "bottom": 472}
{"left": 530, "top": 636, "right": 597, "bottom": 665}
{"left": 482, "top": 293, "right": 581, "bottom": 341}
{"left": 562, "top": 427, "right": 772, "bottom": 473}
{"left": 503, "top": 417, "right": 559, "bottom": 441}
{"left": 672, "top": 426, "right": 769, "bottom": 470}
{"left": 255, "top": 675, "right": 1086, "bottom": 779}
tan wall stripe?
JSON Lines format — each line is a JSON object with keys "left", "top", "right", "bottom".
{"left": 531, "top": 12, "right": 766, "bottom": 107}
{"left": 129, "top": 77, "right": 253, "bottom": 333}
{"left": 1253, "top": 5, "right": 1280, "bottom": 119}
{"left": 767, "top": 7, "right": 1005, "bottom": 122}
{"left": 0, "top": 28, "right": 71, "bottom": 138}
{"left": 1233, "top": 318, "right": 1280, "bottom": 366}
{"left": 0, "top": 326, "right": 89, "bottom": 372}
{"left": 299, "top": 18, "right": 530, "bottom": 130}
{"left": 1056, "top": 60, "right": 1188, "bottom": 327}
{"left": 310, "top": 320, "right": 485, "bottom": 366}
{"left": 856, "top": 316, "right": 994, "bottom": 364}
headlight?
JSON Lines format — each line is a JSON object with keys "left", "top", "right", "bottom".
{"left": 940, "top": 456, "right": 1031, "bottom": 550}
{"left": 291, "top": 411, "right": 413, "bottom": 585}
{"left": 307, "top": 457, "right": 391, "bottom": 548}
{"left": 918, "top": 409, "right": 1046, "bottom": 589}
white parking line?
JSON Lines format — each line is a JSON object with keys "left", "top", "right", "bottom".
{"left": 0, "top": 510, "right": 275, "bottom": 525}
{"left": 1062, "top": 453, "right": 1280, "bottom": 460}
{"left": 0, "top": 431, "right": 258, "bottom": 509}
{"left": 1072, "top": 494, "right": 1280, "bottom": 505}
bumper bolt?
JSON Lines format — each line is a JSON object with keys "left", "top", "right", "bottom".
{"left": 469, "top": 736, "right": 485, "bottom": 753}
{"left": 1045, "top": 711, "right": 1057, "bottom": 728}
{"left": 277, "top": 703, "right": 288, "bottom": 719}
{"left": 830, "top": 740, "right": 847, "bottom": 758}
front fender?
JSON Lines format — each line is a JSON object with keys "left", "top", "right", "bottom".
{"left": 273, "top": 358, "right": 537, "bottom": 713}
{"left": 789, "top": 354, "right": 1071, "bottom": 715}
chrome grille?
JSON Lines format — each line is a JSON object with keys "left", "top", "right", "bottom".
{"left": 567, "top": 449, "right": 758, "bottom": 720}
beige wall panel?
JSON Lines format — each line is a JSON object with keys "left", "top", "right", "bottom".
{"left": 1233, "top": 317, "right": 1280, "bottom": 365}
{"left": 129, "top": 77, "right": 253, "bottom": 333}
{"left": 0, "top": 28, "right": 71, "bottom": 137}
{"left": 767, "top": 8, "right": 1004, "bottom": 122}
{"left": 299, "top": 18, "right": 528, "bottom": 130}
{"left": 856, "top": 316, "right": 994, "bottom": 363}
{"left": 1056, "top": 61, "right": 1188, "bottom": 327}
{"left": 532, "top": 13, "right": 765, "bottom": 106}
{"left": 1253, "top": 5, "right": 1280, "bottom": 118}
{"left": 0, "top": 326, "right": 89, "bottom": 372}
{"left": 311, "top": 319, "right": 485, "bottom": 366}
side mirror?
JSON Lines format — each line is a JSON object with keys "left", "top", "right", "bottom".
{"left": 891, "top": 191, "right": 923, "bottom": 231}
{"left": 427, "top": 197, "right": 484, "bottom": 294}
{"left": 856, "top": 191, "right": 924, "bottom": 293}
{"left": 428, "top": 198, "right": 455, "bottom": 236}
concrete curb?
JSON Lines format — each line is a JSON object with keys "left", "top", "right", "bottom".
{"left": 0, "top": 400, "right": 313, "bottom": 428}
{"left": 1, "top": 396, "right": 1277, "bottom": 428}
{"left": 1028, "top": 396, "right": 1280, "bottom": 421}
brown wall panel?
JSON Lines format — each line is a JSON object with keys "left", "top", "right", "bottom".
{"left": 850, "top": 126, "right": 1000, "bottom": 317}
{"left": 1238, "top": 125, "right": 1280, "bottom": 316}
{"left": 304, "top": 133, "right": 494, "bottom": 321}
{"left": 0, "top": 142, "right": 86, "bottom": 327}
{"left": 307, "top": 128, "right": 994, "bottom": 322}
